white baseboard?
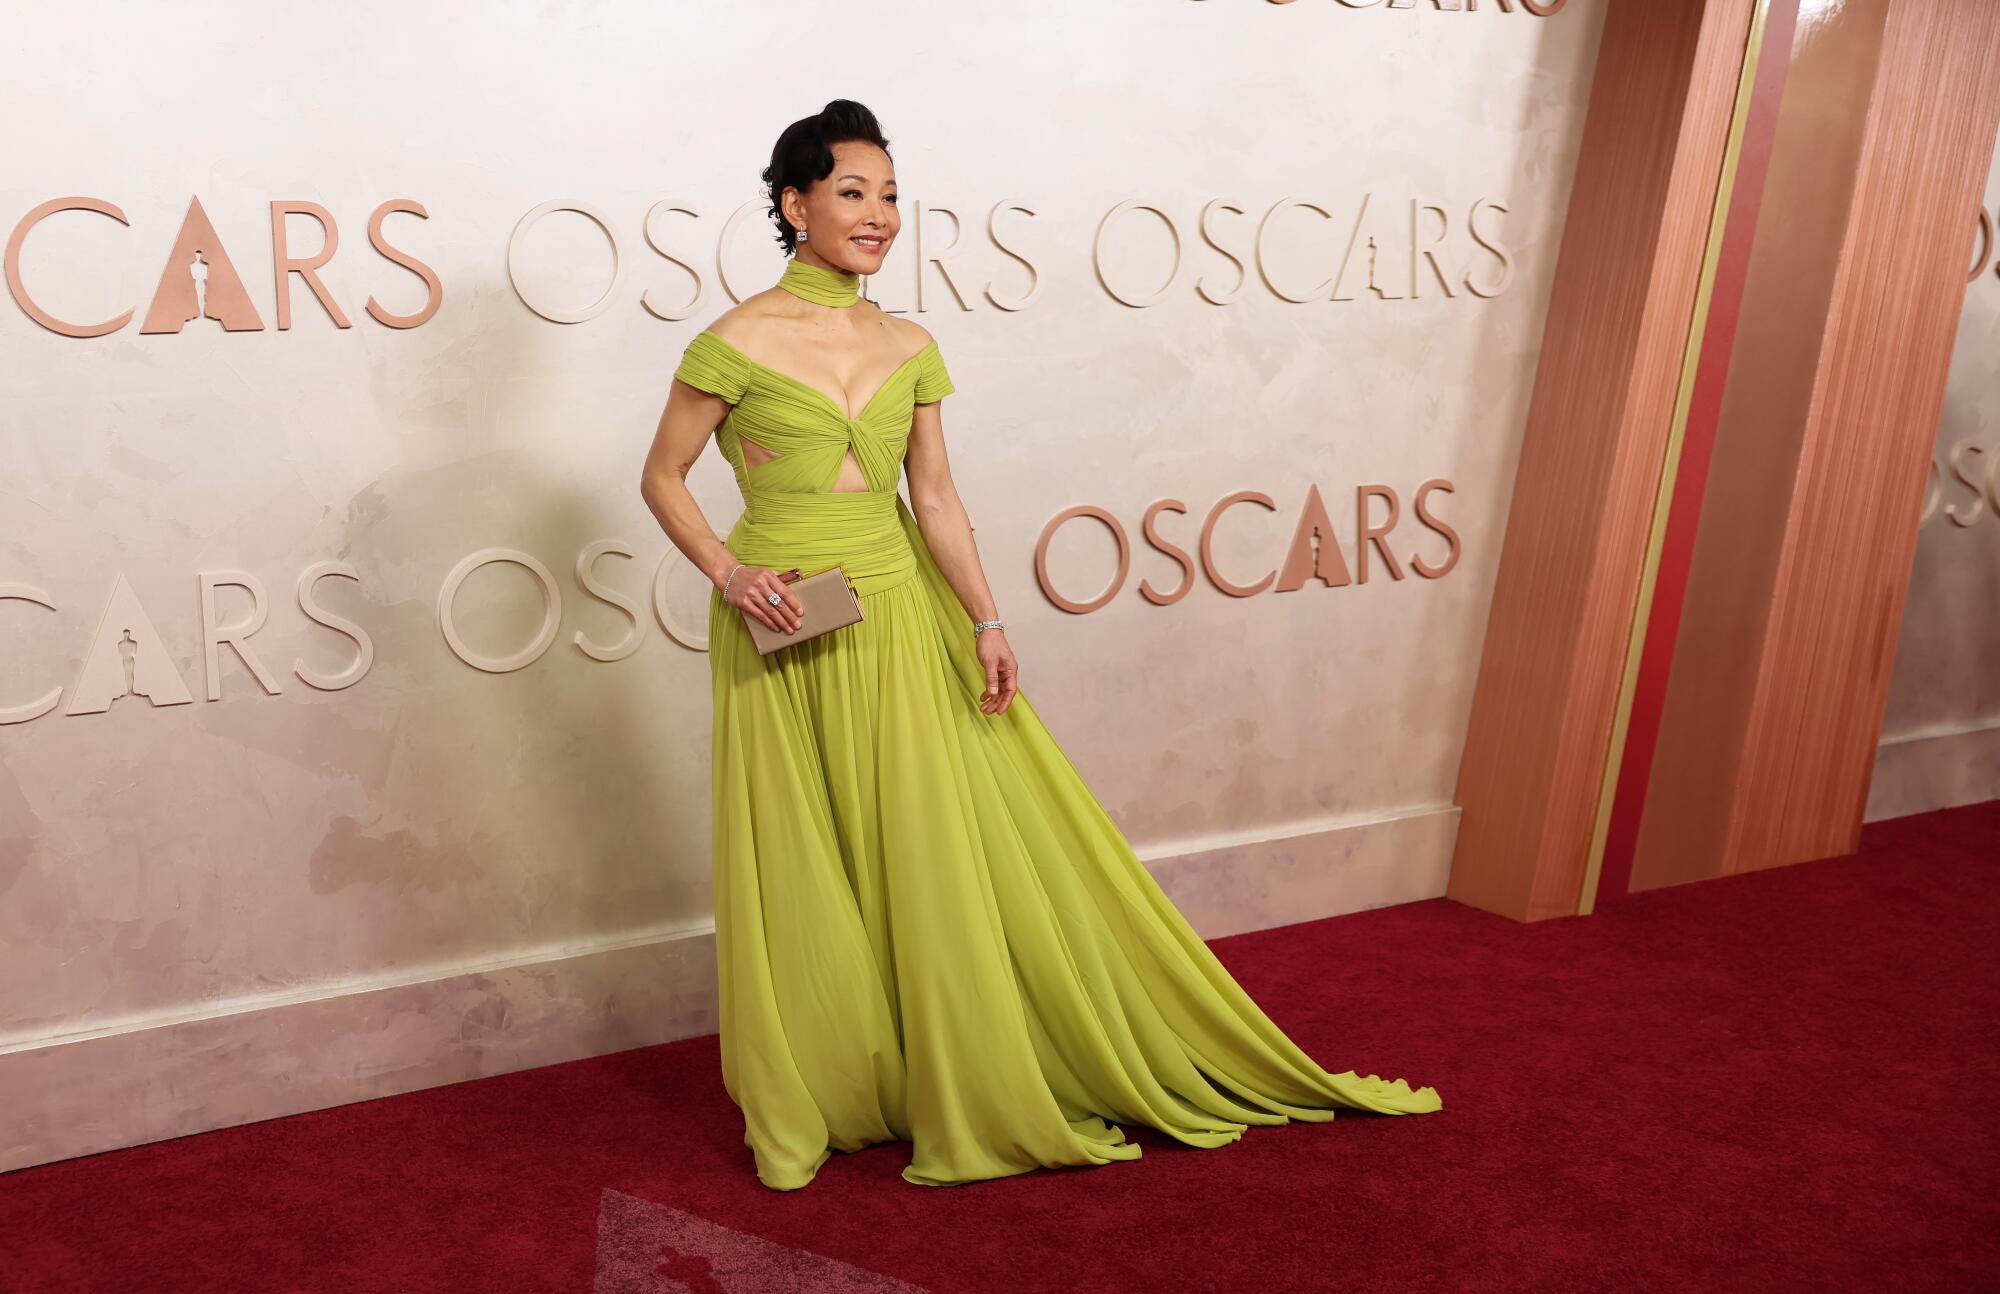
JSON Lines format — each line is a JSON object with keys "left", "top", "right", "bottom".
{"left": 1141, "top": 805, "right": 1460, "bottom": 940}
{"left": 0, "top": 925, "right": 720, "bottom": 1174}
{"left": 0, "top": 804, "right": 1458, "bottom": 1174}
{"left": 1865, "top": 718, "right": 2000, "bottom": 822}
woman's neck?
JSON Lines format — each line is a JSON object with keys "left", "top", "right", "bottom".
{"left": 777, "top": 256, "right": 861, "bottom": 307}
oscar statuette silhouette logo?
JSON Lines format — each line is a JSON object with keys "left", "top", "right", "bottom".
{"left": 65, "top": 574, "right": 195, "bottom": 714}
{"left": 139, "top": 194, "right": 265, "bottom": 333}
{"left": 187, "top": 248, "right": 208, "bottom": 324}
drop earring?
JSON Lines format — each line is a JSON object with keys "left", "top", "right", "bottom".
{"left": 797, "top": 227, "right": 808, "bottom": 242}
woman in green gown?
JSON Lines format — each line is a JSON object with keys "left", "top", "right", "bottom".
{"left": 641, "top": 100, "right": 1441, "bottom": 1191}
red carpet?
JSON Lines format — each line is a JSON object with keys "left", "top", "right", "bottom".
{"left": 6, "top": 800, "right": 1996, "bottom": 1292}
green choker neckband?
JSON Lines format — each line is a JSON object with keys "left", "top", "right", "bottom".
{"left": 777, "top": 257, "right": 861, "bottom": 307}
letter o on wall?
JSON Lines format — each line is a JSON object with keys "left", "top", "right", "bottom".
{"left": 506, "top": 200, "right": 625, "bottom": 324}
{"left": 1036, "top": 506, "right": 1130, "bottom": 613}
{"left": 438, "top": 548, "right": 563, "bottom": 672}
{"left": 1093, "top": 201, "right": 1182, "bottom": 309}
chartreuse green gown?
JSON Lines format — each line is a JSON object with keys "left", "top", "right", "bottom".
{"left": 673, "top": 256, "right": 1441, "bottom": 1192}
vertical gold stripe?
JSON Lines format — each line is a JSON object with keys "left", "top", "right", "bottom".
{"left": 1575, "top": 0, "right": 1775, "bottom": 917}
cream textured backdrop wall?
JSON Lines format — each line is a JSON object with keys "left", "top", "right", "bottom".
{"left": 1869, "top": 127, "right": 2000, "bottom": 820}
{"left": 0, "top": 0, "right": 1607, "bottom": 1168}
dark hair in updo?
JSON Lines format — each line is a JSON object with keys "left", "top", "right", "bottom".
{"left": 762, "top": 99, "right": 892, "bottom": 257}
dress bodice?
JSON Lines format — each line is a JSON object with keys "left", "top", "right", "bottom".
{"left": 674, "top": 328, "right": 955, "bottom": 496}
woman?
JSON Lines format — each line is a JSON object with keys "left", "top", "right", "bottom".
{"left": 640, "top": 99, "right": 1441, "bottom": 1191}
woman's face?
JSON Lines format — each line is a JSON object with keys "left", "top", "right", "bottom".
{"left": 785, "top": 140, "right": 899, "bottom": 274}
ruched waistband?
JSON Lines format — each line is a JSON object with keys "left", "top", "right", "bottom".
{"left": 727, "top": 488, "right": 916, "bottom": 595}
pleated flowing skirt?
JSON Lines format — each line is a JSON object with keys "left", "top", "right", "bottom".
{"left": 706, "top": 488, "right": 1441, "bottom": 1191}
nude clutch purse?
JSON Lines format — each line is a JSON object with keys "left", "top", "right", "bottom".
{"left": 743, "top": 565, "right": 864, "bottom": 656}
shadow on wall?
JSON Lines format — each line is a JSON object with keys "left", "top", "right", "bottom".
{"left": 312, "top": 312, "right": 722, "bottom": 992}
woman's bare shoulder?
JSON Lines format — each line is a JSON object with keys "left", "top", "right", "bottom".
{"left": 701, "top": 292, "right": 785, "bottom": 349}
{"left": 857, "top": 303, "right": 934, "bottom": 353}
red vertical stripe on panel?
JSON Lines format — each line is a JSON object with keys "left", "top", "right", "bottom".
{"left": 1596, "top": 0, "right": 1802, "bottom": 904}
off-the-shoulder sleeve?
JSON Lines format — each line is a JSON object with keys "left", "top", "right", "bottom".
{"left": 913, "top": 340, "right": 955, "bottom": 404}
{"left": 673, "top": 331, "right": 750, "bottom": 403}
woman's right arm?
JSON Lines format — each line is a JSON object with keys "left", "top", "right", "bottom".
{"left": 640, "top": 379, "right": 803, "bottom": 635}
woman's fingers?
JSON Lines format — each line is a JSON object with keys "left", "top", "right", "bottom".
{"left": 737, "top": 568, "right": 804, "bottom": 633}
{"left": 979, "top": 649, "right": 1021, "bottom": 713}
{"left": 770, "top": 575, "right": 803, "bottom": 631}
{"left": 742, "top": 590, "right": 780, "bottom": 633}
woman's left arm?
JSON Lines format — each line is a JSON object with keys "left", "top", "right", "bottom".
{"left": 904, "top": 394, "right": 1019, "bottom": 714}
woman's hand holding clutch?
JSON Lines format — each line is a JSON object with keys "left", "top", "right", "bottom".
{"left": 724, "top": 564, "right": 804, "bottom": 635}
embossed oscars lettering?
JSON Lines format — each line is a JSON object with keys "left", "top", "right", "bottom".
{"left": 51, "top": 574, "right": 194, "bottom": 717}
{"left": 1033, "top": 480, "right": 1460, "bottom": 613}
{"left": 0, "top": 546, "right": 717, "bottom": 725}
{"left": 1093, "top": 195, "right": 1511, "bottom": 306}
{"left": 1920, "top": 439, "right": 2000, "bottom": 530}
{"left": 7, "top": 189, "right": 1511, "bottom": 334}
{"left": 1246, "top": 1, "right": 1568, "bottom": 14}
{"left": 1969, "top": 204, "right": 2000, "bottom": 286}
{"left": 1898, "top": 209, "right": 1999, "bottom": 539}
{"left": 4, "top": 180, "right": 1510, "bottom": 714}
{"left": 4, "top": 196, "right": 441, "bottom": 337}
{"left": 5, "top": 484, "right": 1465, "bottom": 717}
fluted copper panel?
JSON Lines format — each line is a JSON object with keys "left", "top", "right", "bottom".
{"left": 1630, "top": 0, "right": 1891, "bottom": 889}
{"left": 1448, "top": 0, "right": 1757, "bottom": 922}
{"left": 1633, "top": 0, "right": 2000, "bottom": 889}
{"left": 1727, "top": 0, "right": 2000, "bottom": 869}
